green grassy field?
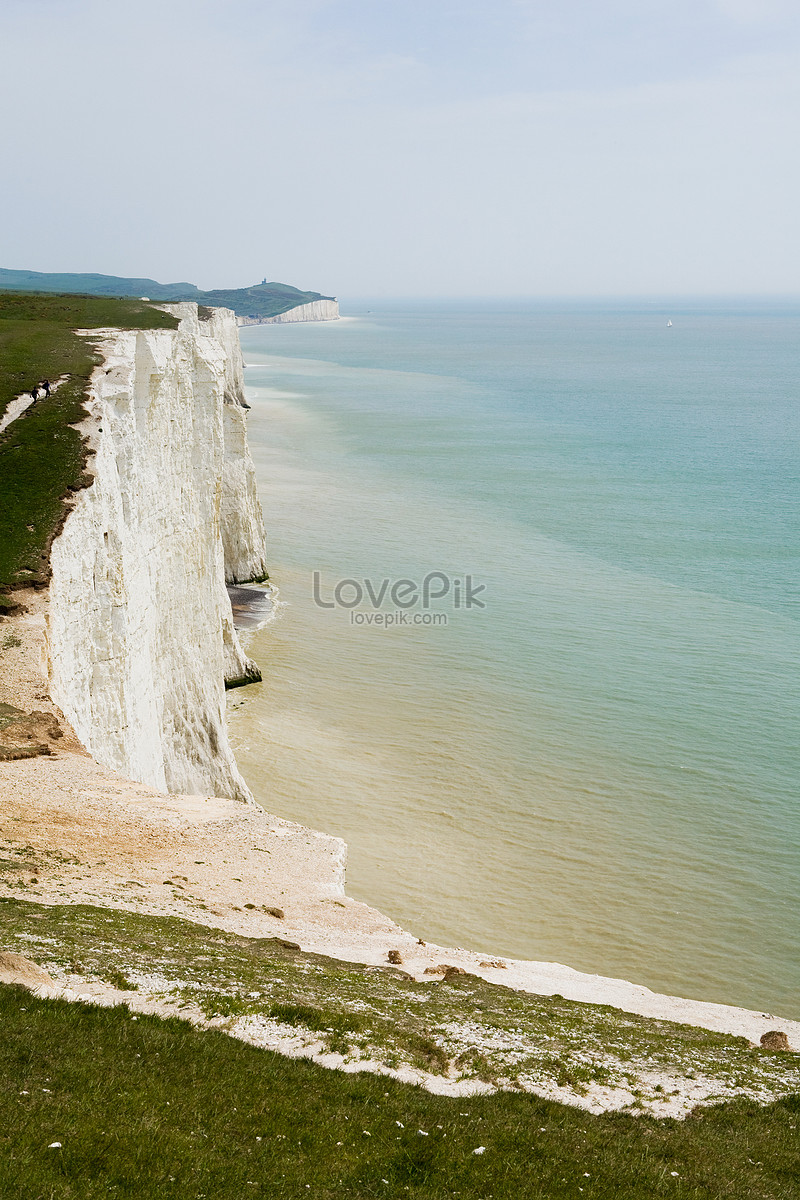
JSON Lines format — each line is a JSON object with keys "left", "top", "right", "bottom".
{"left": 0, "top": 292, "right": 178, "bottom": 597}
{"left": 0, "top": 897, "right": 798, "bottom": 1197}
{"left": 1, "top": 983, "right": 798, "bottom": 1200}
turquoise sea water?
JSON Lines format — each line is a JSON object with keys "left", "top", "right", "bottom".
{"left": 231, "top": 300, "right": 800, "bottom": 1017}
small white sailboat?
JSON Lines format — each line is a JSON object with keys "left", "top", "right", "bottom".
{"left": 667, "top": 319, "right": 673, "bottom": 327}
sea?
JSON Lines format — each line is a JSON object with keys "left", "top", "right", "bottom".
{"left": 229, "top": 298, "right": 800, "bottom": 1019}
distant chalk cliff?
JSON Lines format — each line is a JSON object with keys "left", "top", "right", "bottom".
{"left": 237, "top": 298, "right": 340, "bottom": 326}
{"left": 46, "top": 305, "right": 266, "bottom": 802}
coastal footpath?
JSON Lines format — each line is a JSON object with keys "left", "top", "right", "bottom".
{"left": 0, "top": 301, "right": 797, "bottom": 1119}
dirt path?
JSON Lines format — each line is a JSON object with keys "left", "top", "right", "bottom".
{"left": 0, "top": 375, "right": 69, "bottom": 435}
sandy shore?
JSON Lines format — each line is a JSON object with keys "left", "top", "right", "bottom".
{"left": 1, "top": 588, "right": 798, "bottom": 1057}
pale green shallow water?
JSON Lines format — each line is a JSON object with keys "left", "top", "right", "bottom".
{"left": 230, "top": 300, "right": 800, "bottom": 1018}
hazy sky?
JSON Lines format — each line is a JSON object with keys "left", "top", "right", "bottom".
{"left": 3, "top": 0, "right": 800, "bottom": 296}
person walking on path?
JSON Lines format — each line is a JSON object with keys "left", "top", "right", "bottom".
{"left": 40, "top": 379, "right": 50, "bottom": 397}
{"left": 29, "top": 383, "right": 38, "bottom": 403}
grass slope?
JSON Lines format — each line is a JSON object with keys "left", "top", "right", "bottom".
{"left": 1, "top": 983, "right": 799, "bottom": 1200}
{"left": 0, "top": 293, "right": 178, "bottom": 596}
{"left": 0, "top": 897, "right": 797, "bottom": 1120}
{"left": 0, "top": 268, "right": 200, "bottom": 302}
{"left": 0, "top": 268, "right": 334, "bottom": 320}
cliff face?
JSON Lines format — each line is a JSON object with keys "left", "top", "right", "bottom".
{"left": 199, "top": 309, "right": 269, "bottom": 585}
{"left": 47, "top": 305, "right": 267, "bottom": 802}
{"left": 237, "top": 298, "right": 340, "bottom": 326}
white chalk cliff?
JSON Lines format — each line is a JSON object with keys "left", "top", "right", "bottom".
{"left": 237, "top": 298, "right": 339, "bottom": 326}
{"left": 47, "top": 304, "right": 266, "bottom": 803}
